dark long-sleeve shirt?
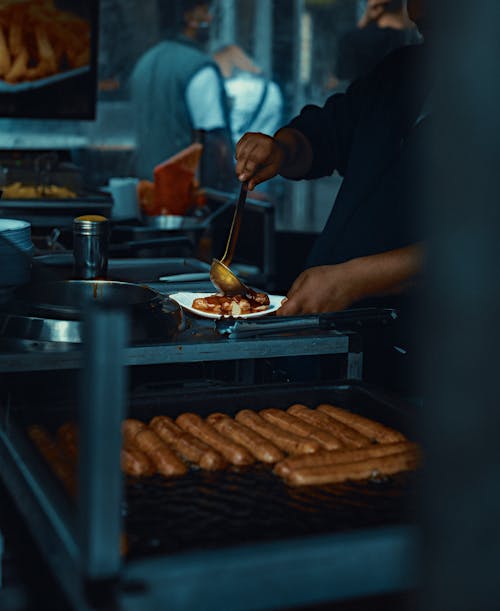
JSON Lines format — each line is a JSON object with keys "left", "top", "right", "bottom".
{"left": 287, "top": 44, "right": 430, "bottom": 269}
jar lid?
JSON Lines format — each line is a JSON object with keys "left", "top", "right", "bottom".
{"left": 74, "top": 215, "right": 109, "bottom": 235}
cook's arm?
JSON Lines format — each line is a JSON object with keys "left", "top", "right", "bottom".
{"left": 278, "top": 243, "right": 424, "bottom": 316}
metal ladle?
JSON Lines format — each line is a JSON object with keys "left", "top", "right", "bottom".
{"left": 210, "top": 184, "right": 256, "bottom": 296}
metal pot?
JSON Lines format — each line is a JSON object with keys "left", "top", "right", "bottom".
{"left": 14, "top": 280, "right": 165, "bottom": 318}
{"left": 8, "top": 280, "right": 183, "bottom": 343}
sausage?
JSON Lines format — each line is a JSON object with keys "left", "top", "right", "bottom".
{"left": 0, "top": 27, "right": 12, "bottom": 76}
{"left": 150, "top": 415, "right": 227, "bottom": 471}
{"left": 28, "top": 425, "right": 76, "bottom": 496}
{"left": 206, "top": 413, "right": 284, "bottom": 463}
{"left": 176, "top": 413, "right": 255, "bottom": 466}
{"left": 284, "top": 449, "right": 421, "bottom": 487}
{"left": 56, "top": 422, "right": 79, "bottom": 463}
{"left": 235, "top": 410, "right": 320, "bottom": 455}
{"left": 274, "top": 441, "right": 419, "bottom": 478}
{"left": 316, "top": 404, "right": 406, "bottom": 444}
{"left": 260, "top": 408, "right": 342, "bottom": 450}
{"left": 288, "top": 404, "right": 371, "bottom": 448}
{"left": 122, "top": 419, "right": 187, "bottom": 477}
{"left": 121, "top": 444, "right": 155, "bottom": 477}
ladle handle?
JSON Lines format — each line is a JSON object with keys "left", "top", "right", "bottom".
{"left": 220, "top": 184, "right": 247, "bottom": 266}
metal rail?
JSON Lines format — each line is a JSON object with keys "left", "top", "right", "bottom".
{"left": 0, "top": 331, "right": 359, "bottom": 374}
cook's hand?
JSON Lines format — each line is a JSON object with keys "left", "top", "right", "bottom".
{"left": 277, "top": 263, "right": 363, "bottom": 316}
{"left": 358, "top": 0, "right": 389, "bottom": 27}
{"left": 235, "top": 132, "right": 286, "bottom": 191}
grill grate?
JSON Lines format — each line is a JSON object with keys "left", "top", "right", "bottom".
{"left": 124, "top": 464, "right": 415, "bottom": 559}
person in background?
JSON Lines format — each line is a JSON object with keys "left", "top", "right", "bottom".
{"left": 336, "top": 0, "right": 421, "bottom": 83}
{"left": 235, "top": 0, "right": 428, "bottom": 392}
{"left": 129, "top": 0, "right": 235, "bottom": 191}
{"left": 213, "top": 44, "right": 284, "bottom": 148}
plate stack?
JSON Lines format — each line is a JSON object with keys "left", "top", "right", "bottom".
{"left": 0, "top": 219, "right": 33, "bottom": 296}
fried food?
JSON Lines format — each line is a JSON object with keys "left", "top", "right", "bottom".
{"left": 287, "top": 404, "right": 371, "bottom": 449}
{"left": 121, "top": 444, "right": 155, "bottom": 477}
{"left": 0, "top": 1, "right": 90, "bottom": 85}
{"left": 283, "top": 449, "right": 421, "bottom": 487}
{"left": 28, "top": 424, "right": 76, "bottom": 495}
{"left": 235, "top": 410, "right": 320, "bottom": 455}
{"left": 2, "top": 182, "right": 77, "bottom": 199}
{"left": 150, "top": 415, "right": 227, "bottom": 471}
{"left": 274, "top": 441, "right": 419, "bottom": 478}
{"left": 122, "top": 418, "right": 188, "bottom": 478}
{"left": 207, "top": 412, "right": 285, "bottom": 463}
{"left": 192, "top": 292, "right": 270, "bottom": 316}
{"left": 260, "top": 408, "right": 343, "bottom": 451}
{"left": 176, "top": 413, "right": 255, "bottom": 466}
{"left": 316, "top": 403, "right": 407, "bottom": 444}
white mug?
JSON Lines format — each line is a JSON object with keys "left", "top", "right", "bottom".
{"left": 109, "top": 177, "right": 140, "bottom": 221}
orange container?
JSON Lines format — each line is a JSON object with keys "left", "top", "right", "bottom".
{"left": 151, "top": 143, "right": 203, "bottom": 216}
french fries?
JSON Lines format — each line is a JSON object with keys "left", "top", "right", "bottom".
{"left": 0, "top": 0, "right": 90, "bottom": 84}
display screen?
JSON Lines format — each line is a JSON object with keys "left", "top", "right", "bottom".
{"left": 0, "top": 0, "right": 98, "bottom": 119}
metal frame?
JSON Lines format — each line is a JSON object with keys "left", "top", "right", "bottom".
{"left": 0, "top": 330, "right": 359, "bottom": 374}
{"left": 0, "top": 305, "right": 412, "bottom": 610}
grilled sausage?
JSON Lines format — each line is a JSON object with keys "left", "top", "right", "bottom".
{"left": 235, "top": 410, "right": 320, "bottom": 455}
{"left": 150, "top": 415, "right": 227, "bottom": 471}
{"left": 288, "top": 404, "right": 371, "bottom": 448}
{"left": 284, "top": 448, "right": 421, "bottom": 487}
{"left": 121, "top": 444, "right": 155, "bottom": 476}
{"left": 260, "top": 408, "right": 342, "bottom": 450}
{"left": 56, "top": 422, "right": 79, "bottom": 463}
{"left": 122, "top": 419, "right": 187, "bottom": 477}
{"left": 207, "top": 412, "right": 284, "bottom": 463}
{"left": 176, "top": 413, "right": 255, "bottom": 466}
{"left": 316, "top": 404, "right": 406, "bottom": 444}
{"left": 274, "top": 441, "right": 419, "bottom": 478}
{"left": 28, "top": 425, "right": 76, "bottom": 495}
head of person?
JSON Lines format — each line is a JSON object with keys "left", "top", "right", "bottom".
{"left": 178, "top": 0, "right": 213, "bottom": 47}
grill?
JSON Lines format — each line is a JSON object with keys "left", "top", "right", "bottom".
{"left": 0, "top": 307, "right": 418, "bottom": 610}
{"left": 121, "top": 383, "right": 417, "bottom": 560}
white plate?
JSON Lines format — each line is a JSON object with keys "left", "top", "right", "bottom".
{"left": 169, "top": 292, "right": 285, "bottom": 319}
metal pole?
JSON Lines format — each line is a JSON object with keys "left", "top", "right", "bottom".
{"left": 253, "top": 0, "right": 273, "bottom": 76}
{"left": 420, "top": 2, "right": 500, "bottom": 610}
{"left": 78, "top": 302, "right": 128, "bottom": 586}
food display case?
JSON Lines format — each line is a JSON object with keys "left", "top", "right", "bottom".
{"left": 0, "top": 289, "right": 419, "bottom": 610}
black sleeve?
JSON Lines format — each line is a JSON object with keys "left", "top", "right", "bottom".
{"left": 285, "top": 73, "right": 371, "bottom": 179}
{"left": 284, "top": 43, "right": 425, "bottom": 181}
{"left": 335, "top": 31, "right": 358, "bottom": 82}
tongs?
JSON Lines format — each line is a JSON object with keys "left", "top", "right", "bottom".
{"left": 209, "top": 184, "right": 255, "bottom": 296}
{"left": 216, "top": 308, "right": 399, "bottom": 338}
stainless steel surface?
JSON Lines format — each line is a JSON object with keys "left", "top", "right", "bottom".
{"left": 73, "top": 215, "right": 109, "bottom": 279}
{"left": 210, "top": 184, "right": 252, "bottom": 295}
{"left": 0, "top": 312, "right": 83, "bottom": 343}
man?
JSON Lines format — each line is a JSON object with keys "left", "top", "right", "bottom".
{"left": 236, "top": 0, "right": 428, "bottom": 318}
{"left": 129, "top": 0, "right": 235, "bottom": 190}
{"left": 236, "top": 0, "right": 427, "bottom": 392}
{"left": 336, "top": 0, "right": 421, "bottom": 83}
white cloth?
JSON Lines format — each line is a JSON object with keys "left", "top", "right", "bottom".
{"left": 224, "top": 72, "right": 284, "bottom": 145}
{"left": 185, "top": 65, "right": 227, "bottom": 130}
